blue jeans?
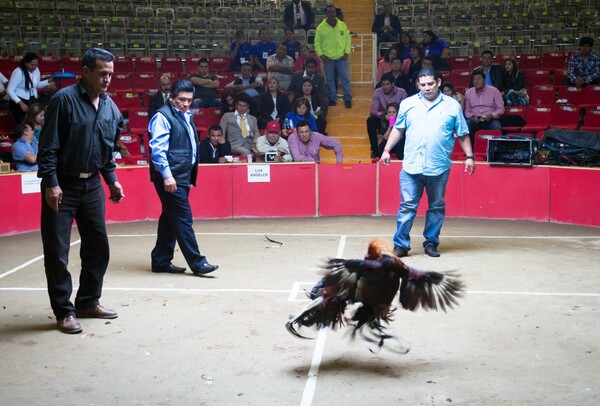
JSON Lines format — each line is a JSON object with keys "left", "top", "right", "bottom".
{"left": 323, "top": 58, "right": 351, "bottom": 103}
{"left": 393, "top": 168, "right": 450, "bottom": 251}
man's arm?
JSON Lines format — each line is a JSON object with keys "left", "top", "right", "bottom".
{"left": 491, "top": 88, "right": 505, "bottom": 119}
{"left": 189, "top": 75, "right": 219, "bottom": 88}
{"left": 37, "top": 95, "right": 63, "bottom": 188}
{"left": 317, "top": 133, "right": 343, "bottom": 163}
{"left": 370, "top": 89, "right": 383, "bottom": 116}
{"left": 287, "top": 133, "right": 315, "bottom": 162}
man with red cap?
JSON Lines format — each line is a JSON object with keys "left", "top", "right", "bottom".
{"left": 254, "top": 121, "right": 292, "bottom": 162}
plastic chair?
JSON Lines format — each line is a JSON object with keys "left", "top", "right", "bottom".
{"left": 579, "top": 85, "right": 600, "bottom": 109}
{"left": 109, "top": 74, "right": 133, "bottom": 92}
{"left": 473, "top": 130, "right": 502, "bottom": 161}
{"left": 111, "top": 91, "right": 142, "bottom": 110}
{"left": 115, "top": 56, "right": 135, "bottom": 72}
{"left": 529, "top": 85, "right": 556, "bottom": 106}
{"left": 135, "top": 56, "right": 158, "bottom": 72}
{"left": 449, "top": 69, "right": 471, "bottom": 90}
{"left": 541, "top": 51, "right": 567, "bottom": 70}
{"left": 160, "top": 56, "right": 183, "bottom": 73}
{"left": 518, "top": 53, "right": 543, "bottom": 70}
{"left": 524, "top": 69, "right": 552, "bottom": 87}
{"left": 127, "top": 107, "right": 150, "bottom": 136}
{"left": 580, "top": 105, "right": 600, "bottom": 132}
{"left": 555, "top": 86, "right": 583, "bottom": 106}
{"left": 131, "top": 72, "right": 158, "bottom": 92}
{"left": 38, "top": 55, "right": 61, "bottom": 75}
{"left": 550, "top": 104, "right": 580, "bottom": 130}
{"left": 209, "top": 56, "right": 230, "bottom": 72}
{"left": 552, "top": 69, "right": 568, "bottom": 85}
{"left": 449, "top": 56, "right": 471, "bottom": 70}
{"left": 60, "top": 56, "right": 82, "bottom": 73}
{"left": 501, "top": 106, "right": 528, "bottom": 133}
{"left": 520, "top": 106, "right": 552, "bottom": 135}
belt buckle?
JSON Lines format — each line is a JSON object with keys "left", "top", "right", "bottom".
{"left": 79, "top": 172, "right": 92, "bottom": 179}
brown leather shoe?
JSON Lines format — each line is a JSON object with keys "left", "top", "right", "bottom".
{"left": 76, "top": 304, "right": 118, "bottom": 319}
{"left": 57, "top": 314, "right": 82, "bottom": 334}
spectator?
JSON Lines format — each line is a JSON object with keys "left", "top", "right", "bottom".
{"left": 315, "top": 4, "right": 352, "bottom": 108}
{"left": 382, "top": 57, "right": 410, "bottom": 93}
{"left": 441, "top": 82, "right": 465, "bottom": 110}
{"left": 228, "top": 30, "right": 253, "bottom": 72}
{"left": 283, "top": 97, "right": 318, "bottom": 137}
{"left": 199, "top": 124, "right": 232, "bottom": 163}
{"left": 564, "top": 36, "right": 600, "bottom": 87}
{"left": 288, "top": 57, "right": 327, "bottom": 104}
{"left": 398, "top": 31, "right": 417, "bottom": 61}
{"left": 294, "top": 44, "right": 322, "bottom": 74}
{"left": 0, "top": 71, "right": 9, "bottom": 108}
{"left": 189, "top": 58, "right": 220, "bottom": 109}
{"left": 367, "top": 74, "right": 407, "bottom": 158}
{"left": 219, "top": 93, "right": 259, "bottom": 156}
{"left": 403, "top": 45, "right": 423, "bottom": 88}
{"left": 266, "top": 43, "right": 295, "bottom": 90}
{"left": 221, "top": 87, "right": 237, "bottom": 114}
{"left": 377, "top": 46, "right": 400, "bottom": 82}
{"left": 254, "top": 121, "right": 292, "bottom": 162}
{"left": 12, "top": 123, "right": 38, "bottom": 171}
{"left": 501, "top": 58, "right": 529, "bottom": 106}
{"left": 283, "top": 0, "right": 315, "bottom": 32}
{"left": 7, "top": 52, "right": 53, "bottom": 124}
{"left": 371, "top": 2, "right": 402, "bottom": 45}
{"left": 252, "top": 29, "right": 278, "bottom": 72}
{"left": 226, "top": 62, "right": 263, "bottom": 108}
{"left": 148, "top": 75, "right": 171, "bottom": 117}
{"left": 258, "top": 77, "right": 289, "bottom": 129}
{"left": 470, "top": 50, "right": 503, "bottom": 90}
{"left": 464, "top": 69, "right": 505, "bottom": 146}
{"left": 421, "top": 30, "right": 449, "bottom": 71}
{"left": 409, "top": 56, "right": 434, "bottom": 95}
{"left": 283, "top": 28, "right": 302, "bottom": 60}
{"left": 288, "top": 119, "right": 342, "bottom": 163}
{"left": 293, "top": 78, "right": 327, "bottom": 134}
{"left": 23, "top": 102, "right": 45, "bottom": 141}
{"left": 377, "top": 102, "right": 402, "bottom": 159}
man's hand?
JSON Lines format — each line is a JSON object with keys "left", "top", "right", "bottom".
{"left": 163, "top": 177, "right": 177, "bottom": 193}
{"left": 380, "top": 151, "right": 391, "bottom": 166}
{"left": 44, "top": 186, "right": 62, "bottom": 212}
{"left": 320, "top": 55, "right": 330, "bottom": 63}
{"left": 341, "top": 54, "right": 348, "bottom": 62}
{"left": 108, "top": 181, "right": 125, "bottom": 203}
{"left": 464, "top": 159, "right": 475, "bottom": 175}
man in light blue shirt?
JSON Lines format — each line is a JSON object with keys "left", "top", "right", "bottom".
{"left": 381, "top": 67, "right": 475, "bottom": 258}
{"left": 12, "top": 123, "right": 38, "bottom": 171}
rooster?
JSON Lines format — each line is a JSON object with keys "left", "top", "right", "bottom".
{"left": 286, "top": 238, "right": 465, "bottom": 353}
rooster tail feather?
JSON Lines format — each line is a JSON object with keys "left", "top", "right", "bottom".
{"left": 400, "top": 269, "right": 465, "bottom": 312}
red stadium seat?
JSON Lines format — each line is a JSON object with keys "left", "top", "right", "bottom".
{"left": 579, "top": 85, "right": 600, "bottom": 109}
{"left": 109, "top": 73, "right": 133, "bottom": 92}
{"left": 135, "top": 56, "right": 158, "bottom": 72}
{"left": 61, "top": 56, "right": 82, "bottom": 73}
{"left": 524, "top": 69, "right": 552, "bottom": 87}
{"left": 127, "top": 107, "right": 150, "bottom": 136}
{"left": 193, "top": 106, "right": 222, "bottom": 139}
{"left": 160, "top": 56, "right": 183, "bottom": 73}
{"left": 115, "top": 56, "right": 135, "bottom": 72}
{"left": 556, "top": 86, "right": 583, "bottom": 106}
{"left": 209, "top": 56, "right": 230, "bottom": 72}
{"left": 552, "top": 69, "right": 568, "bottom": 85}
{"left": 38, "top": 55, "right": 61, "bottom": 75}
{"left": 131, "top": 72, "right": 158, "bottom": 92}
{"left": 518, "top": 53, "right": 543, "bottom": 70}
{"left": 542, "top": 52, "right": 567, "bottom": 70}
{"left": 550, "top": 104, "right": 580, "bottom": 130}
{"left": 0, "top": 110, "right": 16, "bottom": 134}
{"left": 449, "top": 56, "right": 471, "bottom": 70}
{"left": 520, "top": 106, "right": 552, "bottom": 135}
{"left": 529, "top": 85, "right": 556, "bottom": 106}
{"left": 501, "top": 106, "right": 528, "bottom": 133}
{"left": 0, "top": 137, "right": 13, "bottom": 162}
{"left": 111, "top": 91, "right": 142, "bottom": 110}
{"left": 0, "top": 56, "right": 18, "bottom": 72}
{"left": 450, "top": 138, "right": 465, "bottom": 161}
{"left": 473, "top": 129, "right": 501, "bottom": 161}
{"left": 449, "top": 69, "right": 471, "bottom": 90}
{"left": 580, "top": 105, "right": 600, "bottom": 132}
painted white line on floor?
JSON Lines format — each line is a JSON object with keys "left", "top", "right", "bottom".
{"left": 0, "top": 240, "right": 80, "bottom": 280}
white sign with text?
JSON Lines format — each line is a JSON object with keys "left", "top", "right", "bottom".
{"left": 247, "top": 165, "right": 271, "bottom": 183}
{"left": 21, "top": 172, "right": 41, "bottom": 194}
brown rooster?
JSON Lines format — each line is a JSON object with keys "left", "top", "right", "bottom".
{"left": 286, "top": 238, "right": 465, "bottom": 353}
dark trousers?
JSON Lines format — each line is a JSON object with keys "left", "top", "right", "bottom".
{"left": 152, "top": 182, "right": 206, "bottom": 269}
{"left": 40, "top": 174, "right": 109, "bottom": 319}
{"left": 467, "top": 118, "right": 502, "bottom": 147}
{"left": 367, "top": 115, "right": 382, "bottom": 154}
{"left": 9, "top": 97, "right": 37, "bottom": 124}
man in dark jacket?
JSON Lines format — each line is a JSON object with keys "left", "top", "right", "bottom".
{"left": 283, "top": 0, "right": 314, "bottom": 32}
{"left": 470, "top": 50, "right": 504, "bottom": 90}
{"left": 148, "top": 79, "right": 218, "bottom": 276}
{"left": 371, "top": 2, "right": 402, "bottom": 44}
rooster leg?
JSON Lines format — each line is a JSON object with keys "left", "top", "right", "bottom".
{"left": 365, "top": 320, "right": 411, "bottom": 355}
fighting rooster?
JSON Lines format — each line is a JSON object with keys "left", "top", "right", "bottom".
{"left": 286, "top": 238, "right": 465, "bottom": 353}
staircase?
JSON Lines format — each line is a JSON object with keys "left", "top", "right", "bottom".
{"left": 320, "top": 0, "right": 375, "bottom": 164}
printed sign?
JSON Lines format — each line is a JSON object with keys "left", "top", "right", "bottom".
{"left": 247, "top": 165, "right": 271, "bottom": 183}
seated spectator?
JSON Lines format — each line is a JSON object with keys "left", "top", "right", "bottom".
{"left": 267, "top": 43, "right": 295, "bottom": 89}
{"left": 189, "top": 58, "right": 220, "bottom": 109}
{"left": 295, "top": 44, "right": 322, "bottom": 74}
{"left": 228, "top": 30, "right": 253, "bottom": 72}
{"left": 219, "top": 93, "right": 259, "bottom": 156}
{"left": 12, "top": 123, "right": 38, "bottom": 171}
{"left": 288, "top": 120, "right": 342, "bottom": 163}
{"left": 371, "top": 2, "right": 402, "bottom": 45}
{"left": 564, "top": 36, "right": 600, "bottom": 87}
{"left": 377, "top": 45, "right": 400, "bottom": 83}
{"left": 199, "top": 124, "right": 232, "bottom": 163}
{"left": 378, "top": 57, "right": 410, "bottom": 93}
{"left": 23, "top": 103, "right": 45, "bottom": 141}
{"left": 283, "top": 0, "right": 315, "bottom": 32}
{"left": 367, "top": 74, "right": 407, "bottom": 158}
{"left": 293, "top": 78, "right": 327, "bottom": 134}
{"left": 283, "top": 97, "right": 318, "bottom": 137}
{"left": 288, "top": 57, "right": 327, "bottom": 104}
{"left": 377, "top": 102, "right": 403, "bottom": 158}
{"left": 0, "top": 71, "right": 9, "bottom": 109}
{"left": 441, "top": 82, "right": 465, "bottom": 110}
{"left": 283, "top": 28, "right": 302, "bottom": 60}
{"left": 221, "top": 87, "right": 237, "bottom": 115}
{"left": 403, "top": 45, "right": 423, "bottom": 86}
{"left": 501, "top": 58, "right": 529, "bottom": 106}
{"left": 409, "top": 56, "right": 434, "bottom": 96}
{"left": 148, "top": 75, "right": 172, "bottom": 117}
{"left": 254, "top": 121, "right": 292, "bottom": 162}
{"left": 471, "top": 50, "right": 504, "bottom": 90}
{"left": 258, "top": 77, "right": 289, "bottom": 129}
{"left": 226, "top": 62, "right": 264, "bottom": 108}
{"left": 252, "top": 29, "right": 278, "bottom": 72}
{"left": 398, "top": 31, "right": 417, "bottom": 62}
{"left": 421, "top": 30, "right": 450, "bottom": 71}
{"left": 7, "top": 52, "right": 53, "bottom": 124}
{"left": 464, "top": 69, "right": 505, "bottom": 145}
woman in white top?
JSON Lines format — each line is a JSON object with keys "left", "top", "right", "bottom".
{"left": 7, "top": 52, "right": 53, "bottom": 123}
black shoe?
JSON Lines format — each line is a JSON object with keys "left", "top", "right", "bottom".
{"left": 393, "top": 246, "right": 408, "bottom": 258}
{"left": 328, "top": 100, "right": 337, "bottom": 106}
{"left": 424, "top": 244, "right": 441, "bottom": 257}
{"left": 152, "top": 264, "right": 187, "bottom": 273}
{"left": 344, "top": 100, "right": 352, "bottom": 108}
{"left": 191, "top": 262, "right": 219, "bottom": 275}
{"left": 370, "top": 151, "right": 377, "bottom": 159}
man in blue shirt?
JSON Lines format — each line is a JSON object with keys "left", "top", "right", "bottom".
{"left": 251, "top": 29, "right": 277, "bottom": 72}
{"left": 381, "top": 67, "right": 475, "bottom": 258}
{"left": 149, "top": 79, "right": 219, "bottom": 275}
{"left": 12, "top": 123, "right": 38, "bottom": 171}
{"left": 228, "top": 30, "right": 253, "bottom": 72}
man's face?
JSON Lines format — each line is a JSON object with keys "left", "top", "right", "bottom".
{"left": 82, "top": 58, "right": 114, "bottom": 94}
{"left": 276, "top": 45, "right": 287, "bottom": 59}
{"left": 297, "top": 125, "right": 311, "bottom": 143}
{"left": 285, "top": 30, "right": 294, "bottom": 42}
{"left": 236, "top": 100, "right": 249, "bottom": 115}
{"left": 580, "top": 44, "right": 592, "bottom": 57}
{"left": 305, "top": 62, "right": 316, "bottom": 76}
{"left": 198, "top": 62, "right": 209, "bottom": 76}
{"left": 241, "top": 65, "right": 253, "bottom": 78}
{"left": 391, "top": 59, "right": 402, "bottom": 72}
{"left": 171, "top": 91, "right": 193, "bottom": 113}
{"left": 481, "top": 53, "right": 493, "bottom": 68}
{"left": 266, "top": 130, "right": 280, "bottom": 144}
{"left": 159, "top": 78, "right": 170, "bottom": 93}
{"left": 23, "top": 125, "right": 34, "bottom": 141}
{"left": 417, "top": 75, "right": 441, "bottom": 101}
{"left": 422, "top": 59, "right": 433, "bottom": 69}
{"left": 472, "top": 74, "right": 485, "bottom": 90}
{"left": 208, "top": 130, "right": 222, "bottom": 146}
{"left": 384, "top": 3, "right": 392, "bottom": 14}
{"left": 260, "top": 30, "right": 270, "bottom": 42}
{"left": 326, "top": 6, "right": 337, "bottom": 22}
{"left": 381, "top": 80, "right": 393, "bottom": 94}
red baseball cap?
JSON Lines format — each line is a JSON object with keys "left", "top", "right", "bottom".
{"left": 266, "top": 121, "right": 281, "bottom": 132}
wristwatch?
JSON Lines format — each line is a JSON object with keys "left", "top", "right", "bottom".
{"left": 466, "top": 156, "right": 475, "bottom": 160}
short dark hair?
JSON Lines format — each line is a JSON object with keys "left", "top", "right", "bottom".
{"left": 240, "top": 62, "right": 253, "bottom": 70}
{"left": 198, "top": 57, "right": 209, "bottom": 65}
{"left": 304, "top": 58, "right": 317, "bottom": 68}
{"left": 579, "top": 36, "right": 594, "bottom": 47}
{"left": 472, "top": 68, "right": 486, "bottom": 80}
{"left": 170, "top": 79, "right": 195, "bottom": 98}
{"left": 14, "top": 123, "right": 30, "bottom": 138}
{"left": 380, "top": 73, "right": 394, "bottom": 84}
{"left": 416, "top": 67, "right": 443, "bottom": 81}
{"left": 208, "top": 124, "right": 223, "bottom": 134}
{"left": 481, "top": 50, "right": 494, "bottom": 58}
{"left": 422, "top": 56, "right": 434, "bottom": 64}
{"left": 82, "top": 48, "right": 115, "bottom": 70}
{"left": 236, "top": 92, "right": 252, "bottom": 106}
{"left": 296, "top": 119, "right": 310, "bottom": 130}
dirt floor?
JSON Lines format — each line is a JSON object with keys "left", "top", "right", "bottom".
{"left": 0, "top": 216, "right": 599, "bottom": 405}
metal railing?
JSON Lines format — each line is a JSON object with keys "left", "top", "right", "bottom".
{"left": 350, "top": 33, "right": 377, "bottom": 86}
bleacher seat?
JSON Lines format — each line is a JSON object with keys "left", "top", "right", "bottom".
{"left": 518, "top": 53, "right": 543, "bottom": 70}
{"left": 131, "top": 72, "right": 157, "bottom": 92}
{"left": 521, "top": 106, "right": 552, "bottom": 135}
{"left": 209, "top": 56, "right": 230, "bottom": 72}
{"left": 550, "top": 104, "right": 581, "bottom": 130}
{"left": 556, "top": 86, "right": 583, "bottom": 106}
{"left": 127, "top": 108, "right": 150, "bottom": 137}
{"left": 0, "top": 110, "right": 16, "bottom": 134}
{"left": 580, "top": 106, "right": 600, "bottom": 132}
{"left": 111, "top": 91, "right": 142, "bottom": 110}
{"left": 109, "top": 74, "right": 133, "bottom": 92}
{"left": 115, "top": 56, "right": 135, "bottom": 72}
{"left": 541, "top": 51, "right": 567, "bottom": 70}
{"left": 501, "top": 106, "right": 528, "bottom": 133}
{"left": 449, "top": 69, "right": 471, "bottom": 91}
{"left": 135, "top": 56, "right": 158, "bottom": 72}
{"left": 38, "top": 55, "right": 61, "bottom": 75}
{"left": 160, "top": 56, "right": 183, "bottom": 73}
{"left": 61, "top": 56, "right": 82, "bottom": 73}
{"left": 524, "top": 69, "right": 552, "bottom": 87}
{"left": 449, "top": 56, "right": 471, "bottom": 70}
{"left": 579, "top": 85, "right": 600, "bottom": 109}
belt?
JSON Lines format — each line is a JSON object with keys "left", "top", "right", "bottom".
{"left": 78, "top": 172, "right": 94, "bottom": 178}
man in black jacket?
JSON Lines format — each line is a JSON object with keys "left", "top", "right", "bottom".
{"left": 283, "top": 0, "right": 314, "bottom": 32}
{"left": 37, "top": 48, "right": 125, "bottom": 334}
{"left": 148, "top": 79, "right": 219, "bottom": 277}
{"left": 147, "top": 75, "right": 171, "bottom": 117}
{"left": 371, "top": 2, "right": 402, "bottom": 44}
{"left": 470, "top": 50, "right": 504, "bottom": 90}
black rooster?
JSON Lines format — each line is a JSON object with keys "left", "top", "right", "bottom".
{"left": 286, "top": 238, "right": 465, "bottom": 353}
